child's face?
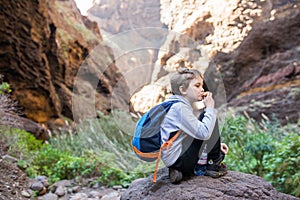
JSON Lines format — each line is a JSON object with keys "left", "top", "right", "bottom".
{"left": 181, "top": 76, "right": 205, "bottom": 103}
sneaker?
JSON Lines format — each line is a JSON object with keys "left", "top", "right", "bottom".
{"left": 194, "top": 164, "right": 207, "bottom": 176}
{"left": 169, "top": 168, "right": 183, "bottom": 184}
{"left": 205, "top": 153, "right": 228, "bottom": 178}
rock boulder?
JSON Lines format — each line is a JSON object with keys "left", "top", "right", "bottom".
{"left": 121, "top": 168, "right": 298, "bottom": 200}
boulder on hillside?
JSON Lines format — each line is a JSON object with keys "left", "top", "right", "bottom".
{"left": 121, "top": 168, "right": 298, "bottom": 200}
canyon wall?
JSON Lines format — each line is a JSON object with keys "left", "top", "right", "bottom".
{"left": 130, "top": 0, "right": 300, "bottom": 124}
{"left": 0, "top": 0, "right": 129, "bottom": 131}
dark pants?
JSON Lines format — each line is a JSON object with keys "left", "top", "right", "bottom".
{"left": 169, "top": 113, "right": 222, "bottom": 176}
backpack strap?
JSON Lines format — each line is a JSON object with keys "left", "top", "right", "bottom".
{"left": 132, "top": 146, "right": 159, "bottom": 159}
{"left": 152, "top": 130, "right": 182, "bottom": 183}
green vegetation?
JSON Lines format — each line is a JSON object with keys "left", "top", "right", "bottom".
{"left": 0, "top": 82, "right": 12, "bottom": 94}
{"left": 222, "top": 114, "right": 300, "bottom": 197}
{"left": 2, "top": 128, "right": 43, "bottom": 162}
{"left": 0, "top": 111, "right": 151, "bottom": 187}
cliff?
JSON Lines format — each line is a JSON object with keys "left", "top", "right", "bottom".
{"left": 129, "top": 0, "right": 300, "bottom": 124}
{"left": 87, "top": 0, "right": 167, "bottom": 92}
{"left": 0, "top": 0, "right": 129, "bottom": 133}
{"left": 1, "top": 0, "right": 299, "bottom": 134}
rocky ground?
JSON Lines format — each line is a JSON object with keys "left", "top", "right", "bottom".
{"left": 0, "top": 159, "right": 125, "bottom": 200}
{"left": 0, "top": 159, "right": 29, "bottom": 200}
{"left": 0, "top": 139, "right": 125, "bottom": 200}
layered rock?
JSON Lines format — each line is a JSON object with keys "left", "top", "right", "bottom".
{"left": 216, "top": 5, "right": 300, "bottom": 124}
{"left": 88, "top": 0, "right": 164, "bottom": 34}
{"left": 121, "top": 168, "right": 298, "bottom": 200}
{"left": 130, "top": 0, "right": 300, "bottom": 124}
{"left": 0, "top": 0, "right": 129, "bottom": 130}
{"left": 88, "top": 0, "right": 167, "bottom": 94}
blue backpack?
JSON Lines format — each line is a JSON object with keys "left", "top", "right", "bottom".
{"left": 131, "top": 100, "right": 182, "bottom": 183}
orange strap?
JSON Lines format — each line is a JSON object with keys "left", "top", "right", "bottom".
{"left": 132, "top": 146, "right": 159, "bottom": 159}
{"left": 152, "top": 130, "right": 182, "bottom": 183}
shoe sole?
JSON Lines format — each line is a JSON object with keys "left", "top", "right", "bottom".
{"left": 169, "top": 169, "right": 183, "bottom": 184}
{"left": 205, "top": 170, "right": 227, "bottom": 178}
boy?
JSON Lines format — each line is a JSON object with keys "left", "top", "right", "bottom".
{"left": 160, "top": 66, "right": 228, "bottom": 183}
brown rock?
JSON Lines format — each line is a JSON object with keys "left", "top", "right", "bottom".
{"left": 216, "top": 5, "right": 300, "bottom": 124}
{"left": 0, "top": 112, "right": 47, "bottom": 139}
{"left": 0, "top": 0, "right": 129, "bottom": 128}
{"left": 41, "top": 193, "right": 59, "bottom": 200}
{"left": 88, "top": 0, "right": 163, "bottom": 35}
{"left": 30, "top": 182, "right": 44, "bottom": 192}
{"left": 121, "top": 168, "right": 299, "bottom": 200}
{"left": 88, "top": 0, "right": 166, "bottom": 93}
{"left": 129, "top": 0, "right": 300, "bottom": 124}
{"left": 54, "top": 185, "right": 65, "bottom": 197}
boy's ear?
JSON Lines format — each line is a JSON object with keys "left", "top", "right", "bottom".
{"left": 179, "top": 85, "right": 187, "bottom": 95}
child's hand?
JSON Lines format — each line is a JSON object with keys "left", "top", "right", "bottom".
{"left": 221, "top": 143, "right": 229, "bottom": 154}
{"left": 203, "top": 92, "right": 215, "bottom": 108}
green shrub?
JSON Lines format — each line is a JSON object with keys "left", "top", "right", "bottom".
{"left": 222, "top": 115, "right": 275, "bottom": 175}
{"left": 49, "top": 111, "right": 140, "bottom": 171}
{"left": 265, "top": 132, "right": 300, "bottom": 197}
{"left": 222, "top": 114, "right": 300, "bottom": 197}
{"left": 42, "top": 111, "right": 154, "bottom": 185}
{"left": 25, "top": 144, "right": 143, "bottom": 186}
{"left": 28, "top": 145, "right": 99, "bottom": 183}
{"left": 2, "top": 128, "right": 43, "bottom": 161}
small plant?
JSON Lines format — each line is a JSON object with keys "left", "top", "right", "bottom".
{"left": 0, "top": 82, "right": 12, "bottom": 94}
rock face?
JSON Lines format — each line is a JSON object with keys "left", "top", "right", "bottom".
{"left": 121, "top": 168, "right": 299, "bottom": 200}
{"left": 88, "top": 0, "right": 167, "bottom": 93}
{"left": 216, "top": 5, "right": 300, "bottom": 124}
{"left": 129, "top": 0, "right": 300, "bottom": 124}
{"left": 88, "top": 0, "right": 164, "bottom": 35}
{"left": 1, "top": 0, "right": 299, "bottom": 129}
{"left": 0, "top": 0, "right": 129, "bottom": 128}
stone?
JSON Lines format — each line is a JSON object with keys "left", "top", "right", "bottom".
{"left": 54, "top": 185, "right": 65, "bottom": 197}
{"left": 35, "top": 176, "right": 48, "bottom": 182}
{"left": 101, "top": 191, "right": 120, "bottom": 200}
{"left": 88, "top": 190, "right": 101, "bottom": 198}
{"left": 72, "top": 185, "right": 81, "bottom": 193}
{"left": 69, "top": 193, "right": 88, "bottom": 200}
{"left": 112, "top": 185, "right": 123, "bottom": 190}
{"left": 35, "top": 176, "right": 50, "bottom": 188}
{"left": 38, "top": 187, "right": 47, "bottom": 195}
{"left": 1, "top": 155, "right": 18, "bottom": 163}
{"left": 21, "top": 190, "right": 31, "bottom": 198}
{"left": 30, "top": 182, "right": 44, "bottom": 192}
{"left": 52, "top": 179, "right": 72, "bottom": 188}
{"left": 41, "top": 193, "right": 59, "bottom": 200}
{"left": 121, "top": 168, "right": 298, "bottom": 200}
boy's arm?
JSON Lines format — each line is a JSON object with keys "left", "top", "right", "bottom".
{"left": 177, "top": 105, "right": 217, "bottom": 140}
